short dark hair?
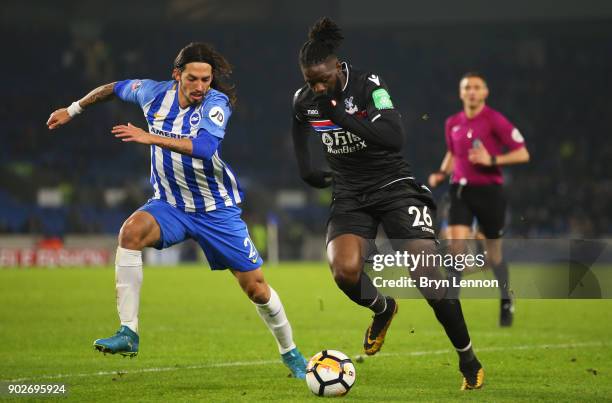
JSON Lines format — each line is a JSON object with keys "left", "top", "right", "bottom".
{"left": 461, "top": 71, "right": 487, "bottom": 85}
{"left": 174, "top": 42, "right": 237, "bottom": 106}
{"left": 299, "top": 17, "right": 344, "bottom": 67}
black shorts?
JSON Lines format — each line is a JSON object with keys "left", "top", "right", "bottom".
{"left": 448, "top": 184, "right": 506, "bottom": 239}
{"left": 326, "top": 179, "right": 437, "bottom": 244}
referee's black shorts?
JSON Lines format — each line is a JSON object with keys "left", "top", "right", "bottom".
{"left": 448, "top": 184, "right": 506, "bottom": 239}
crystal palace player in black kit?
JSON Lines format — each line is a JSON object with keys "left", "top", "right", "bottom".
{"left": 291, "top": 17, "right": 484, "bottom": 390}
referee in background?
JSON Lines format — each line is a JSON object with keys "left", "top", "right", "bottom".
{"left": 429, "top": 72, "right": 530, "bottom": 326}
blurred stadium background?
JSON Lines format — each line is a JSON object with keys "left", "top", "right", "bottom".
{"left": 1, "top": 0, "right": 611, "bottom": 267}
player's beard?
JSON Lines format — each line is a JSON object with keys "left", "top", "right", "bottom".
{"left": 179, "top": 83, "right": 205, "bottom": 107}
{"left": 189, "top": 90, "right": 205, "bottom": 104}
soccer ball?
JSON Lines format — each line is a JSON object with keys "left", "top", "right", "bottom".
{"left": 306, "top": 350, "right": 356, "bottom": 397}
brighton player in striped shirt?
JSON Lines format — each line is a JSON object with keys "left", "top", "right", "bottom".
{"left": 428, "top": 72, "right": 530, "bottom": 326}
{"left": 46, "top": 42, "right": 308, "bottom": 378}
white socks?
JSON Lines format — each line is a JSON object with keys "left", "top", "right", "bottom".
{"left": 254, "top": 287, "right": 296, "bottom": 354}
{"left": 114, "top": 247, "right": 293, "bottom": 354}
{"left": 115, "top": 247, "right": 143, "bottom": 333}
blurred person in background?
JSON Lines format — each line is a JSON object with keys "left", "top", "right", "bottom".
{"left": 428, "top": 72, "right": 530, "bottom": 327}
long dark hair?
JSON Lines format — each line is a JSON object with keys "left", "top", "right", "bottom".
{"left": 299, "top": 17, "right": 344, "bottom": 67}
{"left": 174, "top": 42, "right": 237, "bottom": 106}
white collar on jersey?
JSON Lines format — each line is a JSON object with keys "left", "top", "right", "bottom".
{"left": 341, "top": 61, "right": 350, "bottom": 92}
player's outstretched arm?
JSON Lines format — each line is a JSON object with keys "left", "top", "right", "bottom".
{"left": 47, "top": 82, "right": 117, "bottom": 130}
{"left": 291, "top": 117, "right": 332, "bottom": 188}
{"left": 111, "top": 123, "right": 221, "bottom": 161}
{"left": 112, "top": 123, "right": 193, "bottom": 153}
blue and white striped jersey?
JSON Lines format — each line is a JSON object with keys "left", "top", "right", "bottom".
{"left": 114, "top": 79, "right": 243, "bottom": 213}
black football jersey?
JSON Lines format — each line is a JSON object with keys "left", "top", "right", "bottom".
{"left": 292, "top": 62, "right": 413, "bottom": 196}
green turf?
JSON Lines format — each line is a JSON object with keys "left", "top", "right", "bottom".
{"left": 0, "top": 263, "right": 611, "bottom": 402}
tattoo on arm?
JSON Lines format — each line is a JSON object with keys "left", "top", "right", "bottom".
{"left": 79, "top": 82, "right": 117, "bottom": 108}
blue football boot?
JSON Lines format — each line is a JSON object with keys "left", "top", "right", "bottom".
{"left": 93, "top": 326, "right": 139, "bottom": 357}
{"left": 281, "top": 347, "right": 308, "bottom": 379}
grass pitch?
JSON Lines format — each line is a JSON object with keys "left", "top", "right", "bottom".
{"left": 1, "top": 263, "right": 611, "bottom": 402}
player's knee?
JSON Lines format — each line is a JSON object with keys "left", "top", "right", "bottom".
{"left": 485, "top": 246, "right": 503, "bottom": 266}
{"left": 118, "top": 221, "right": 147, "bottom": 250}
{"left": 245, "top": 279, "right": 269, "bottom": 304}
{"left": 489, "top": 255, "right": 503, "bottom": 267}
{"left": 449, "top": 239, "right": 466, "bottom": 255}
{"left": 401, "top": 238, "right": 437, "bottom": 256}
{"left": 330, "top": 258, "right": 361, "bottom": 286}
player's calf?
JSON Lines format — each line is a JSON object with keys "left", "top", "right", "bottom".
{"left": 253, "top": 286, "right": 307, "bottom": 379}
{"left": 332, "top": 262, "right": 398, "bottom": 355}
{"left": 426, "top": 297, "right": 485, "bottom": 389}
{"left": 235, "top": 269, "right": 307, "bottom": 379}
{"left": 332, "top": 265, "right": 388, "bottom": 313}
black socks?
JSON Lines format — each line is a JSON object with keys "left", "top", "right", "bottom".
{"left": 427, "top": 298, "right": 474, "bottom": 361}
{"left": 492, "top": 260, "right": 510, "bottom": 299}
{"left": 336, "top": 272, "right": 387, "bottom": 314}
